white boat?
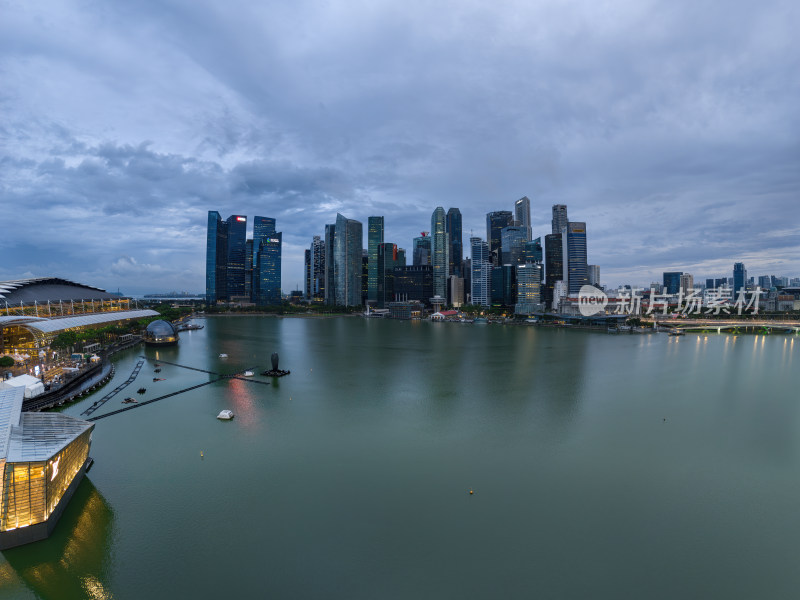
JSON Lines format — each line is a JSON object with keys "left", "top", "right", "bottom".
{"left": 216, "top": 410, "right": 234, "bottom": 420}
{"left": 243, "top": 371, "right": 254, "bottom": 377}
{"left": 218, "top": 353, "right": 228, "bottom": 358}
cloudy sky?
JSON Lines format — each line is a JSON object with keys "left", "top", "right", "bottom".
{"left": 1, "top": 0, "right": 798, "bottom": 294}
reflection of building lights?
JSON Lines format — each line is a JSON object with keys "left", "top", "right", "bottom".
{"left": 51, "top": 457, "right": 60, "bottom": 480}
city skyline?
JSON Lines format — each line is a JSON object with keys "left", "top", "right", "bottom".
{"left": 2, "top": 1, "right": 798, "bottom": 293}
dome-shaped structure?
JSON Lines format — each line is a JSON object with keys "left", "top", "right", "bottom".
{"left": 143, "top": 320, "right": 178, "bottom": 346}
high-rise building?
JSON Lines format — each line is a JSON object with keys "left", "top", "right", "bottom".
{"left": 758, "top": 275, "right": 772, "bottom": 290}
{"left": 491, "top": 265, "right": 516, "bottom": 307}
{"left": 733, "top": 262, "right": 747, "bottom": 294}
{"left": 588, "top": 265, "right": 600, "bottom": 287}
{"left": 225, "top": 215, "right": 247, "bottom": 299}
{"left": 431, "top": 207, "right": 449, "bottom": 299}
{"left": 566, "top": 222, "right": 588, "bottom": 295}
{"left": 470, "top": 237, "right": 491, "bottom": 307}
{"left": 663, "top": 272, "right": 683, "bottom": 295}
{"left": 515, "top": 263, "right": 542, "bottom": 314}
{"left": 245, "top": 239, "right": 254, "bottom": 301}
{"left": 524, "top": 238, "right": 543, "bottom": 264}
{"left": 206, "top": 211, "right": 228, "bottom": 304}
{"left": 514, "top": 196, "right": 532, "bottom": 241}
{"left": 486, "top": 211, "right": 513, "bottom": 264}
{"left": 361, "top": 250, "right": 369, "bottom": 305}
{"left": 253, "top": 217, "right": 276, "bottom": 250}
{"left": 324, "top": 224, "right": 336, "bottom": 304}
{"left": 679, "top": 273, "right": 694, "bottom": 295}
{"left": 334, "top": 213, "right": 363, "bottom": 306}
{"left": 256, "top": 231, "right": 282, "bottom": 305}
{"left": 412, "top": 233, "right": 431, "bottom": 266}
{"left": 392, "top": 265, "right": 433, "bottom": 304}
{"left": 705, "top": 278, "right": 714, "bottom": 290}
{"left": 446, "top": 208, "right": 462, "bottom": 277}
{"left": 367, "top": 217, "right": 384, "bottom": 304}
{"left": 448, "top": 275, "right": 464, "bottom": 307}
{"left": 501, "top": 226, "right": 528, "bottom": 265}
{"left": 304, "top": 249, "right": 311, "bottom": 300}
{"left": 396, "top": 248, "right": 406, "bottom": 266}
{"left": 544, "top": 233, "right": 563, "bottom": 308}
{"left": 551, "top": 204, "right": 568, "bottom": 236}
{"left": 310, "top": 235, "right": 325, "bottom": 301}
{"left": 377, "top": 242, "right": 398, "bottom": 308}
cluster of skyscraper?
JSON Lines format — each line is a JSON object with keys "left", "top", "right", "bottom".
{"left": 303, "top": 198, "right": 594, "bottom": 314}
{"left": 206, "top": 212, "right": 282, "bottom": 305}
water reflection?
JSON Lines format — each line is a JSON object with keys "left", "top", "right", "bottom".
{"left": 2, "top": 478, "right": 115, "bottom": 600}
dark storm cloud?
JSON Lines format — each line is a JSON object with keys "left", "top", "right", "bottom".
{"left": 1, "top": 0, "right": 798, "bottom": 292}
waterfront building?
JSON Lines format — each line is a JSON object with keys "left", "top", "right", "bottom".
{"left": 377, "top": 243, "right": 398, "bottom": 308}
{"left": 448, "top": 275, "right": 464, "bottom": 307}
{"left": 255, "top": 230, "right": 282, "bottom": 305}
{"left": 551, "top": 204, "right": 568, "bottom": 236}
{"left": 679, "top": 273, "right": 694, "bottom": 295}
{"left": 324, "top": 224, "right": 336, "bottom": 304}
{"left": 566, "top": 222, "right": 588, "bottom": 295}
{"left": 514, "top": 196, "right": 532, "bottom": 241}
{"left": 309, "top": 236, "right": 325, "bottom": 301}
{"left": 412, "top": 233, "right": 431, "bottom": 266}
{"left": 225, "top": 215, "right": 247, "bottom": 300}
{"left": 304, "top": 249, "right": 311, "bottom": 300}
{"left": 663, "top": 272, "right": 683, "bottom": 295}
{"left": 431, "top": 208, "right": 449, "bottom": 299}
{"left": 543, "top": 233, "right": 563, "bottom": 308}
{"left": 516, "top": 263, "right": 542, "bottom": 315}
{"left": 446, "top": 208, "right": 463, "bottom": 277}
{"left": 362, "top": 250, "right": 369, "bottom": 306}
{"left": 143, "top": 320, "right": 179, "bottom": 346}
{"left": 501, "top": 226, "right": 528, "bottom": 265}
{"left": 470, "top": 237, "right": 491, "bottom": 307}
{"left": 205, "top": 211, "right": 228, "bottom": 304}
{"left": 486, "top": 211, "right": 513, "bottom": 264}
{"left": 0, "top": 386, "right": 94, "bottom": 549}
{"left": 367, "top": 217, "right": 384, "bottom": 304}
{"left": 334, "top": 214, "right": 363, "bottom": 306}
{"left": 588, "top": 265, "right": 600, "bottom": 287}
{"left": 524, "top": 238, "right": 543, "bottom": 264}
{"left": 734, "top": 262, "right": 747, "bottom": 294}
{"left": 245, "top": 240, "right": 254, "bottom": 301}
{"left": 392, "top": 265, "right": 433, "bottom": 305}
{"left": 491, "top": 265, "right": 516, "bottom": 307}
{"left": 553, "top": 279, "right": 568, "bottom": 311}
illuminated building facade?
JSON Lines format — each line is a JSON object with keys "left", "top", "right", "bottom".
{"left": 0, "top": 387, "right": 94, "bottom": 549}
{"left": 368, "top": 217, "right": 384, "bottom": 304}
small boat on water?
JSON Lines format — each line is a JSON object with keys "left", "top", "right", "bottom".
{"left": 122, "top": 397, "right": 138, "bottom": 404}
{"left": 473, "top": 317, "right": 488, "bottom": 324}
{"left": 217, "top": 410, "right": 234, "bottom": 420}
{"left": 153, "top": 377, "right": 165, "bottom": 381}
{"left": 219, "top": 353, "right": 228, "bottom": 358}
{"left": 243, "top": 371, "right": 254, "bottom": 377}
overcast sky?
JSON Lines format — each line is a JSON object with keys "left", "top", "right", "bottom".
{"left": 1, "top": 0, "right": 798, "bottom": 294}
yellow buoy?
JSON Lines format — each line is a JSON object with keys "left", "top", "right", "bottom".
{"left": 469, "top": 490, "right": 473, "bottom": 495}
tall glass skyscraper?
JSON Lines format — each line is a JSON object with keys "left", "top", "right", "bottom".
{"left": 524, "top": 238, "right": 543, "bottom": 264}
{"left": 501, "top": 226, "right": 528, "bottom": 265}
{"left": 206, "top": 211, "right": 228, "bottom": 304}
{"left": 566, "top": 222, "right": 588, "bottom": 295}
{"left": 486, "top": 211, "right": 513, "bottom": 264}
{"left": 551, "top": 204, "right": 568, "bottom": 236}
{"left": 544, "top": 233, "right": 563, "bottom": 308}
{"left": 377, "top": 242, "right": 398, "bottom": 308}
{"left": 515, "top": 263, "right": 542, "bottom": 314}
{"left": 470, "top": 237, "right": 490, "bottom": 307}
{"left": 413, "top": 234, "right": 431, "bottom": 266}
{"left": 310, "top": 235, "right": 325, "bottom": 301}
{"left": 446, "top": 208, "right": 462, "bottom": 277}
{"left": 431, "top": 207, "right": 449, "bottom": 299}
{"left": 324, "top": 224, "right": 336, "bottom": 304}
{"left": 334, "top": 213, "right": 363, "bottom": 306}
{"left": 663, "top": 272, "right": 683, "bottom": 295}
{"left": 733, "top": 262, "right": 747, "bottom": 294}
{"left": 514, "top": 196, "right": 532, "bottom": 241}
{"left": 367, "top": 217, "right": 384, "bottom": 304}
{"left": 225, "top": 215, "right": 247, "bottom": 299}
{"left": 256, "top": 231, "right": 282, "bottom": 305}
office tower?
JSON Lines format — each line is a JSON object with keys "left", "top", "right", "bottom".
{"left": 376, "top": 243, "right": 398, "bottom": 308}
{"left": 524, "top": 238, "right": 543, "bottom": 264}
{"left": 310, "top": 235, "right": 325, "bottom": 301}
{"left": 245, "top": 239, "right": 254, "bottom": 300}
{"left": 446, "top": 208, "right": 463, "bottom": 277}
{"left": 516, "top": 263, "right": 542, "bottom": 314}
{"left": 758, "top": 275, "right": 772, "bottom": 290}
{"left": 431, "top": 207, "right": 449, "bottom": 298}
{"left": 225, "top": 215, "right": 247, "bottom": 299}
{"left": 714, "top": 277, "right": 727, "bottom": 290}
{"left": 470, "top": 237, "right": 491, "bottom": 307}
{"left": 501, "top": 226, "right": 528, "bottom": 265}
{"left": 396, "top": 248, "right": 406, "bottom": 266}
{"left": 551, "top": 204, "right": 568, "bottom": 235}
{"left": 588, "top": 265, "right": 600, "bottom": 287}
{"left": 362, "top": 250, "right": 369, "bottom": 305}
{"left": 206, "top": 211, "right": 228, "bottom": 304}
{"left": 733, "top": 262, "right": 747, "bottom": 293}
{"left": 392, "top": 265, "right": 433, "bottom": 304}
{"left": 324, "top": 224, "right": 336, "bottom": 304}
{"left": 256, "top": 231, "right": 282, "bottom": 305}
{"left": 304, "top": 249, "right": 311, "bottom": 299}
{"left": 705, "top": 278, "right": 714, "bottom": 290}
{"left": 334, "top": 213, "right": 363, "bottom": 306}
{"left": 491, "top": 265, "right": 516, "bottom": 306}
{"left": 448, "top": 275, "right": 464, "bottom": 307}
{"left": 253, "top": 217, "right": 276, "bottom": 250}
{"left": 367, "top": 217, "right": 384, "bottom": 304}
{"left": 413, "top": 233, "right": 431, "bottom": 266}
{"left": 566, "top": 222, "right": 588, "bottom": 295}
{"left": 486, "top": 211, "right": 513, "bottom": 264}
{"left": 544, "top": 233, "right": 563, "bottom": 308}
{"left": 514, "top": 196, "right": 532, "bottom": 241}
{"left": 663, "top": 272, "right": 683, "bottom": 295}
{"left": 462, "top": 258, "right": 471, "bottom": 302}
{"left": 679, "top": 273, "right": 694, "bottom": 294}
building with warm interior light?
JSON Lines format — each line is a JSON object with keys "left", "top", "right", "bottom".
{"left": 0, "top": 386, "right": 94, "bottom": 549}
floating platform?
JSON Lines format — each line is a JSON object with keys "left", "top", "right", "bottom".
{"left": 261, "top": 369, "right": 290, "bottom": 377}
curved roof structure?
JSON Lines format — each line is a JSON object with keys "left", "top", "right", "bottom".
{"left": 0, "top": 310, "right": 159, "bottom": 335}
{"left": 0, "top": 278, "right": 122, "bottom": 303}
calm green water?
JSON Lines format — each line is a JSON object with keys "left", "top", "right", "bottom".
{"left": 1, "top": 317, "right": 799, "bottom": 599}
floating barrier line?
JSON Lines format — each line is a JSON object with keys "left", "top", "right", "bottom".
{"left": 81, "top": 359, "right": 145, "bottom": 416}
